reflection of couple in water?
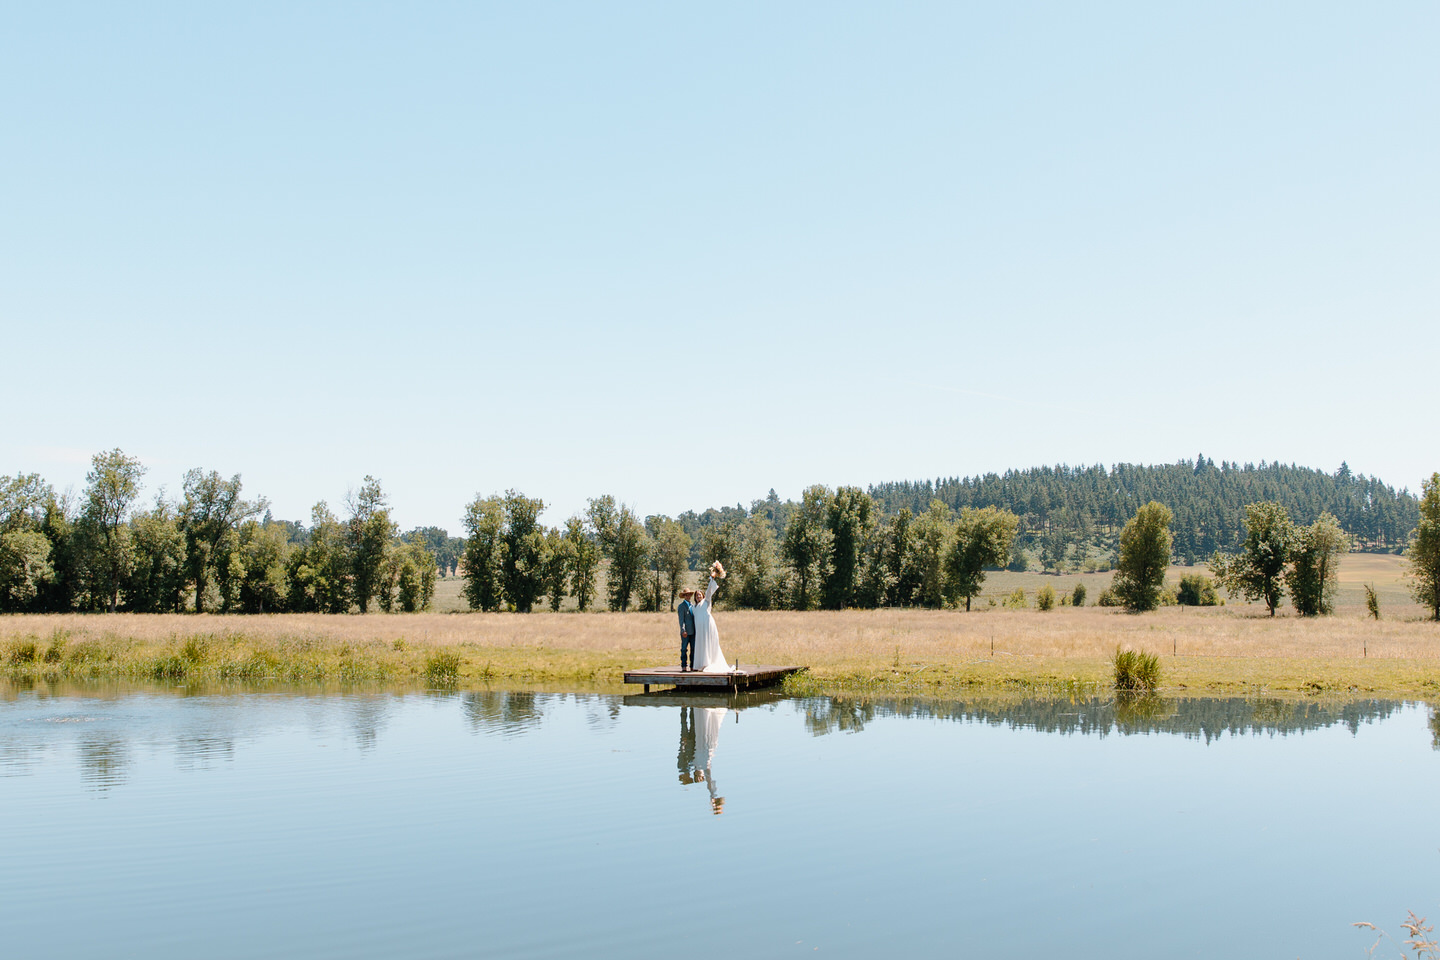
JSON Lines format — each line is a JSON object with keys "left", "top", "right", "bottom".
{"left": 677, "top": 562, "right": 727, "bottom": 673}
{"left": 676, "top": 706, "right": 727, "bottom": 815}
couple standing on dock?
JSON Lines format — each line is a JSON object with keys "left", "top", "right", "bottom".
{"left": 677, "top": 561, "right": 727, "bottom": 673}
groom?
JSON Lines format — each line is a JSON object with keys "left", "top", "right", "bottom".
{"left": 677, "top": 588, "right": 697, "bottom": 672}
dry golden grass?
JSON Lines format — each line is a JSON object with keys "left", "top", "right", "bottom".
{"left": 3, "top": 602, "right": 1438, "bottom": 698}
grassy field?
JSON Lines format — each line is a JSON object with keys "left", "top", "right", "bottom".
{"left": 2, "top": 558, "right": 1436, "bottom": 698}
{"left": 428, "top": 552, "right": 1422, "bottom": 616}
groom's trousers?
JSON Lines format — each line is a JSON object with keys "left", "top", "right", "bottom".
{"left": 680, "top": 633, "right": 695, "bottom": 670}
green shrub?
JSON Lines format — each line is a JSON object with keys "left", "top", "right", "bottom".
{"left": 1364, "top": 583, "right": 1381, "bottom": 620}
{"left": 1113, "top": 646, "right": 1161, "bottom": 693}
{"left": 1071, "top": 583, "right": 1087, "bottom": 607}
{"left": 1003, "top": 588, "right": 1028, "bottom": 609}
{"left": 1036, "top": 584, "right": 1056, "bottom": 611}
{"left": 7, "top": 639, "right": 37, "bottom": 664}
{"left": 423, "top": 651, "right": 461, "bottom": 687}
{"left": 1096, "top": 588, "right": 1122, "bottom": 607}
{"left": 1176, "top": 574, "right": 1220, "bottom": 606}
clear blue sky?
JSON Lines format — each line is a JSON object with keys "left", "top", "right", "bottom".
{"left": 4, "top": 2, "right": 1437, "bottom": 532}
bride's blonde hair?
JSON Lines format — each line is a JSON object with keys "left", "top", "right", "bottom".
{"left": 709, "top": 560, "right": 726, "bottom": 580}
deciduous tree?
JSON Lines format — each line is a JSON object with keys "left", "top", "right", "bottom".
{"left": 462, "top": 495, "right": 505, "bottom": 612}
{"left": 782, "top": 485, "right": 833, "bottom": 610}
{"left": 1407, "top": 473, "right": 1440, "bottom": 621}
{"left": 346, "top": 476, "right": 395, "bottom": 614}
{"left": 946, "top": 506, "right": 1020, "bottom": 611}
{"left": 564, "top": 516, "right": 599, "bottom": 611}
{"left": 1112, "top": 501, "right": 1173, "bottom": 612}
{"left": 180, "top": 469, "right": 265, "bottom": 612}
{"left": 1210, "top": 501, "right": 1295, "bottom": 616}
{"left": 82, "top": 449, "right": 146, "bottom": 612}
{"left": 1287, "top": 512, "right": 1349, "bottom": 616}
{"left": 822, "top": 487, "right": 875, "bottom": 610}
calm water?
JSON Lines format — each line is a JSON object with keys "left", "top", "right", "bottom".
{"left": 2, "top": 684, "right": 1437, "bottom": 959}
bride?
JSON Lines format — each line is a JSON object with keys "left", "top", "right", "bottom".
{"left": 691, "top": 561, "right": 729, "bottom": 673}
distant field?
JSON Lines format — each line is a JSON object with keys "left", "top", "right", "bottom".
{"left": 429, "top": 552, "right": 1423, "bottom": 617}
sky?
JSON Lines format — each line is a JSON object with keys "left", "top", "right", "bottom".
{"left": 3, "top": 2, "right": 1437, "bottom": 533}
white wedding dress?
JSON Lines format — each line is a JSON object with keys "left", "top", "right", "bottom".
{"left": 691, "top": 577, "right": 728, "bottom": 673}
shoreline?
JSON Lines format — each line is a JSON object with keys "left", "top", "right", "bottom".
{"left": 2, "top": 607, "right": 1438, "bottom": 699}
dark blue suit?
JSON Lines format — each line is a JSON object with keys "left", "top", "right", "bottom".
{"left": 677, "top": 599, "right": 696, "bottom": 670}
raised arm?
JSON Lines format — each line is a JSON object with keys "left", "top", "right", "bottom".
{"left": 703, "top": 577, "right": 719, "bottom": 604}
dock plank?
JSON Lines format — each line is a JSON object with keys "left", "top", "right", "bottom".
{"left": 622, "top": 663, "right": 802, "bottom": 692}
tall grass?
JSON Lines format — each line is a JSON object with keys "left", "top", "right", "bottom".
{"left": 1113, "top": 646, "right": 1161, "bottom": 693}
{"left": 4, "top": 604, "right": 1440, "bottom": 696}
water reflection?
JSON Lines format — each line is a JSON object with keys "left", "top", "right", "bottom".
{"left": 0, "top": 681, "right": 1428, "bottom": 798}
{"left": 77, "top": 737, "right": 129, "bottom": 792}
{"left": 797, "top": 694, "right": 1407, "bottom": 742}
{"left": 675, "top": 707, "right": 727, "bottom": 814}
{"left": 460, "top": 690, "right": 543, "bottom": 736}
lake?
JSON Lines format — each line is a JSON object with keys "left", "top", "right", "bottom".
{"left": 2, "top": 683, "right": 1436, "bottom": 959}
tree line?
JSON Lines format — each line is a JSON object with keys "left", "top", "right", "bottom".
{"left": 0, "top": 451, "right": 436, "bottom": 614}
{"left": 3, "top": 451, "right": 1436, "bottom": 620}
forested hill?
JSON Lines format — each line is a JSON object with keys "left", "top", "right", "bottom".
{"left": 866, "top": 458, "right": 1417, "bottom": 562}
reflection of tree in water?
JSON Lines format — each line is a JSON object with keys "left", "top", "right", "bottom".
{"left": 802, "top": 699, "right": 879, "bottom": 737}
{"left": 584, "top": 698, "right": 622, "bottom": 733}
{"left": 1429, "top": 707, "right": 1440, "bottom": 750}
{"left": 175, "top": 736, "right": 236, "bottom": 770}
{"left": 345, "top": 696, "right": 391, "bottom": 751}
{"left": 78, "top": 738, "right": 130, "bottom": 791}
{"left": 796, "top": 696, "right": 1405, "bottom": 743}
{"left": 461, "top": 691, "right": 545, "bottom": 736}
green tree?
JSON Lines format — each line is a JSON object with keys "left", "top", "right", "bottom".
{"left": 125, "top": 499, "right": 187, "bottom": 613}
{"left": 391, "top": 536, "right": 437, "bottom": 613}
{"left": 235, "top": 519, "right": 292, "bottom": 613}
{"left": 823, "top": 486, "right": 875, "bottom": 610}
{"left": 499, "top": 490, "right": 547, "bottom": 612}
{"left": 346, "top": 476, "right": 395, "bottom": 614}
{"left": 1210, "top": 501, "right": 1295, "bottom": 616}
{"left": 179, "top": 469, "right": 265, "bottom": 613}
{"left": 1071, "top": 582, "right": 1087, "bottom": 608}
{"left": 910, "top": 500, "right": 955, "bottom": 608}
{"left": 462, "top": 495, "right": 505, "bottom": 612}
{"left": 1287, "top": 512, "right": 1349, "bottom": 616}
{"left": 0, "top": 474, "right": 55, "bottom": 611}
{"left": 82, "top": 448, "right": 146, "bottom": 612}
{"left": 782, "top": 485, "right": 833, "bottom": 610}
{"left": 541, "top": 527, "right": 573, "bottom": 612}
{"left": 565, "top": 516, "right": 599, "bottom": 611}
{"left": 1407, "top": 473, "right": 1440, "bottom": 621}
{"left": 1111, "top": 501, "right": 1173, "bottom": 612}
{"left": 650, "top": 517, "right": 692, "bottom": 611}
{"left": 598, "top": 501, "right": 649, "bottom": 612}
{"left": 946, "top": 506, "right": 1020, "bottom": 611}
{"left": 879, "top": 509, "right": 918, "bottom": 606}
{"left": 289, "top": 502, "right": 351, "bottom": 613}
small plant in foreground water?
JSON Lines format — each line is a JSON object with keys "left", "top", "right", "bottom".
{"left": 1113, "top": 646, "right": 1161, "bottom": 693}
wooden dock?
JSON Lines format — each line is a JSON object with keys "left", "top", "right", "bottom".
{"left": 622, "top": 664, "right": 803, "bottom": 693}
